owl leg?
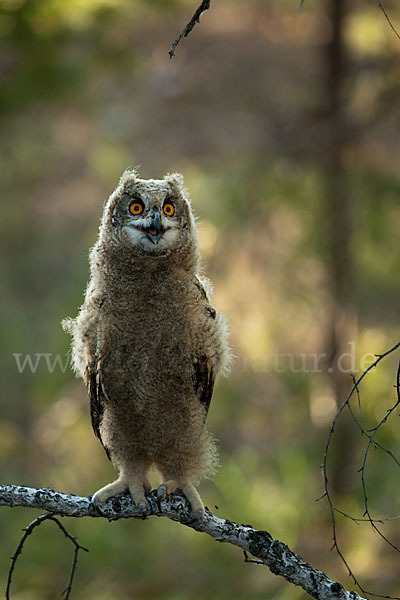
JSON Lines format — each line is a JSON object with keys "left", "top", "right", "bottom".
{"left": 92, "top": 475, "right": 128, "bottom": 505}
{"left": 92, "top": 465, "right": 151, "bottom": 514}
{"left": 157, "top": 478, "right": 205, "bottom": 521}
{"left": 126, "top": 471, "right": 151, "bottom": 513}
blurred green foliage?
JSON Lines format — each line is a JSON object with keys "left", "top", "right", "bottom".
{"left": 1, "top": 0, "right": 400, "bottom": 598}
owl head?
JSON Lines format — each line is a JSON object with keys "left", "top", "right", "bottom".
{"left": 101, "top": 170, "right": 197, "bottom": 259}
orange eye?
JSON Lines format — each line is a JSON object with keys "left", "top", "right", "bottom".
{"left": 129, "top": 200, "right": 144, "bottom": 216}
{"left": 163, "top": 202, "right": 175, "bottom": 217}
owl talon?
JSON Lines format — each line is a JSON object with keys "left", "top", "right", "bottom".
{"left": 157, "top": 480, "right": 181, "bottom": 503}
{"left": 181, "top": 482, "right": 205, "bottom": 520}
{"left": 136, "top": 499, "right": 150, "bottom": 514}
{"left": 157, "top": 484, "right": 167, "bottom": 501}
{"left": 91, "top": 494, "right": 105, "bottom": 510}
{"left": 127, "top": 476, "right": 151, "bottom": 515}
{"left": 189, "top": 508, "right": 205, "bottom": 523}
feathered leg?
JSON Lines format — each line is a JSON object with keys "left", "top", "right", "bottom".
{"left": 157, "top": 475, "right": 204, "bottom": 520}
{"left": 93, "top": 462, "right": 151, "bottom": 513}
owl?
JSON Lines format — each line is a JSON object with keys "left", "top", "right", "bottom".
{"left": 63, "top": 170, "right": 231, "bottom": 519}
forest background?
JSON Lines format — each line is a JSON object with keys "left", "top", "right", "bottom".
{"left": 1, "top": 0, "right": 400, "bottom": 598}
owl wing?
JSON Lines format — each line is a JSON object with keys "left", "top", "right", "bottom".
{"left": 192, "top": 277, "right": 220, "bottom": 414}
{"left": 86, "top": 356, "right": 111, "bottom": 461}
{"left": 68, "top": 288, "right": 111, "bottom": 460}
{"left": 192, "top": 353, "right": 215, "bottom": 414}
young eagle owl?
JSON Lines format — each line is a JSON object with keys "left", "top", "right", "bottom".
{"left": 63, "top": 170, "right": 230, "bottom": 519}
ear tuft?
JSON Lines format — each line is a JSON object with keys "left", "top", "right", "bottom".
{"left": 119, "top": 167, "right": 139, "bottom": 186}
{"left": 165, "top": 172, "right": 184, "bottom": 194}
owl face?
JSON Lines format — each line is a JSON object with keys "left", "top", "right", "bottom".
{"left": 109, "top": 174, "right": 194, "bottom": 257}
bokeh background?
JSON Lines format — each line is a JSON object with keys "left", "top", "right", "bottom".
{"left": 1, "top": 0, "right": 400, "bottom": 598}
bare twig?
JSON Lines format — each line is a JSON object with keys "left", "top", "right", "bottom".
{"left": 0, "top": 484, "right": 366, "bottom": 600}
{"left": 351, "top": 374, "right": 361, "bottom": 411}
{"left": 378, "top": 1, "right": 400, "bottom": 42}
{"left": 322, "top": 341, "right": 400, "bottom": 599}
{"left": 5, "top": 512, "right": 88, "bottom": 600}
{"left": 357, "top": 360, "right": 400, "bottom": 557}
{"left": 169, "top": 0, "right": 211, "bottom": 59}
{"left": 334, "top": 507, "right": 385, "bottom": 525}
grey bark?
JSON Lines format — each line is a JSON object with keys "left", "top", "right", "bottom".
{"left": 0, "top": 484, "right": 365, "bottom": 600}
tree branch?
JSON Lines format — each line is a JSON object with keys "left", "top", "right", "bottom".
{"left": 169, "top": 0, "right": 211, "bottom": 59}
{"left": 378, "top": 1, "right": 400, "bottom": 42}
{"left": 5, "top": 512, "right": 88, "bottom": 600}
{"left": 0, "top": 484, "right": 366, "bottom": 600}
{"left": 322, "top": 342, "right": 400, "bottom": 598}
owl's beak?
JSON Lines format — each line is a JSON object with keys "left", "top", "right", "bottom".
{"left": 145, "top": 209, "right": 161, "bottom": 244}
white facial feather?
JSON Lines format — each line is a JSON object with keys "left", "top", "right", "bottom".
{"left": 124, "top": 223, "right": 178, "bottom": 252}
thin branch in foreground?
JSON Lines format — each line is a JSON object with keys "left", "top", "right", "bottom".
{"left": 0, "top": 485, "right": 366, "bottom": 600}
{"left": 322, "top": 341, "right": 400, "bottom": 600}
{"left": 168, "top": 0, "right": 399, "bottom": 59}
{"left": 169, "top": 0, "right": 211, "bottom": 59}
{"left": 378, "top": 1, "right": 400, "bottom": 42}
{"left": 355, "top": 360, "right": 400, "bottom": 561}
{"left": 5, "top": 512, "right": 88, "bottom": 600}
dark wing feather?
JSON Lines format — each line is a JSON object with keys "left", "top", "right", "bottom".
{"left": 87, "top": 356, "right": 111, "bottom": 461}
{"left": 192, "top": 353, "right": 215, "bottom": 415}
{"left": 192, "top": 277, "right": 218, "bottom": 414}
{"left": 194, "top": 278, "right": 216, "bottom": 320}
